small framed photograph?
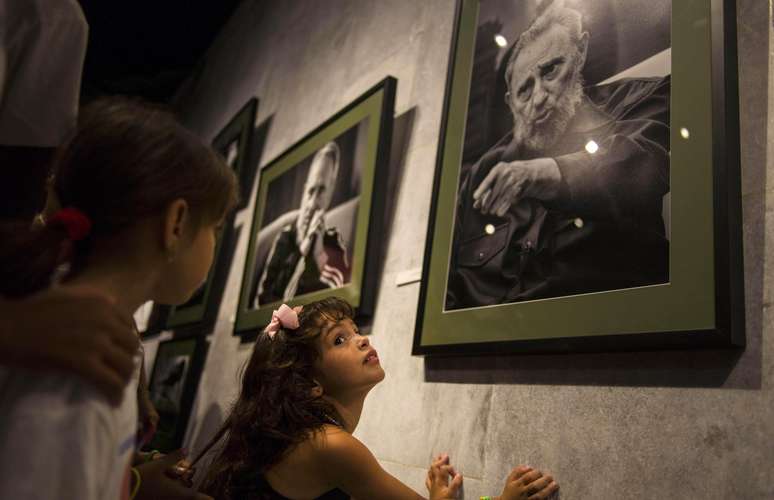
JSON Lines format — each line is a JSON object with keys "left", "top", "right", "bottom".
{"left": 165, "top": 98, "right": 258, "bottom": 331}
{"left": 413, "top": 0, "right": 744, "bottom": 355}
{"left": 234, "top": 78, "right": 396, "bottom": 339}
{"left": 145, "top": 336, "right": 208, "bottom": 453}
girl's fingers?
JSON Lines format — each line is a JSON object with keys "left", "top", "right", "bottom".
{"left": 440, "top": 464, "right": 456, "bottom": 478}
{"left": 528, "top": 480, "right": 559, "bottom": 499}
{"left": 518, "top": 469, "right": 543, "bottom": 486}
{"left": 448, "top": 473, "right": 463, "bottom": 495}
{"left": 525, "top": 475, "right": 553, "bottom": 496}
{"left": 508, "top": 465, "right": 533, "bottom": 482}
{"left": 432, "top": 465, "right": 449, "bottom": 485}
{"left": 100, "top": 342, "right": 136, "bottom": 380}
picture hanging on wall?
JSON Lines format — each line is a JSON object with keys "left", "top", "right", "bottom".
{"left": 413, "top": 0, "right": 744, "bottom": 355}
{"left": 145, "top": 336, "right": 208, "bottom": 453}
{"left": 165, "top": 98, "right": 258, "bottom": 331}
{"left": 234, "top": 77, "right": 396, "bottom": 340}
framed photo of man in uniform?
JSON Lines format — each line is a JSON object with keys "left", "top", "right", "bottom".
{"left": 234, "top": 78, "right": 396, "bottom": 340}
{"left": 413, "top": 0, "right": 744, "bottom": 355}
{"left": 165, "top": 98, "right": 257, "bottom": 332}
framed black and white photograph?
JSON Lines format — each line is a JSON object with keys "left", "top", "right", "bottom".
{"left": 164, "top": 98, "right": 257, "bottom": 331}
{"left": 234, "top": 78, "right": 396, "bottom": 339}
{"left": 145, "top": 337, "right": 208, "bottom": 453}
{"left": 413, "top": 0, "right": 744, "bottom": 355}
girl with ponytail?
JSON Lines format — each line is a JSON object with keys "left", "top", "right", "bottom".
{"left": 0, "top": 97, "right": 237, "bottom": 500}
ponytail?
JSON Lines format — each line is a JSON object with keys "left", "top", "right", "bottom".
{"left": 0, "top": 218, "right": 72, "bottom": 298}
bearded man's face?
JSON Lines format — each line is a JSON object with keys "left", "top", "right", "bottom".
{"left": 507, "top": 24, "right": 587, "bottom": 153}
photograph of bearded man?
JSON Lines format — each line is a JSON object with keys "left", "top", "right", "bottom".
{"left": 446, "top": 0, "right": 670, "bottom": 310}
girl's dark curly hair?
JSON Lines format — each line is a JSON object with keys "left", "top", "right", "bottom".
{"left": 197, "top": 297, "right": 354, "bottom": 500}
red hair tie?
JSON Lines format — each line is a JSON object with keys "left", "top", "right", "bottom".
{"left": 48, "top": 207, "right": 92, "bottom": 241}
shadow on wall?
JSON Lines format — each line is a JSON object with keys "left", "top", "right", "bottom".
{"left": 243, "top": 114, "right": 274, "bottom": 210}
{"left": 358, "top": 106, "right": 416, "bottom": 332}
{"left": 187, "top": 402, "right": 224, "bottom": 463}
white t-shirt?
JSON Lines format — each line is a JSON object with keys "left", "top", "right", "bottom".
{"left": 0, "top": 360, "right": 140, "bottom": 499}
{"left": 0, "top": 0, "right": 88, "bottom": 147}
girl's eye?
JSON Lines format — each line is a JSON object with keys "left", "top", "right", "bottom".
{"left": 334, "top": 335, "right": 345, "bottom": 346}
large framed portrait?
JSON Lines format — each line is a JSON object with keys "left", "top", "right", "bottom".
{"left": 413, "top": 0, "right": 744, "bottom": 355}
{"left": 165, "top": 98, "right": 258, "bottom": 331}
{"left": 145, "top": 336, "right": 208, "bottom": 453}
{"left": 234, "top": 77, "right": 396, "bottom": 339}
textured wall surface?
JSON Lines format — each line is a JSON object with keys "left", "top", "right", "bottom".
{"left": 143, "top": 1, "right": 774, "bottom": 498}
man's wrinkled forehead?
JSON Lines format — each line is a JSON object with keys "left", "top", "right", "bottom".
{"left": 306, "top": 154, "right": 336, "bottom": 188}
{"left": 512, "top": 23, "right": 576, "bottom": 78}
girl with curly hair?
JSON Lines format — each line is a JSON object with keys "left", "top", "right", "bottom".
{"left": 194, "top": 297, "right": 558, "bottom": 500}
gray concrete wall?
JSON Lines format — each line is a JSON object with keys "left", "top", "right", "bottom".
{"left": 143, "top": 1, "right": 774, "bottom": 498}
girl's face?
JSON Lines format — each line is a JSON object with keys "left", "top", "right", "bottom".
{"left": 156, "top": 221, "right": 220, "bottom": 305}
{"left": 313, "top": 318, "right": 385, "bottom": 399}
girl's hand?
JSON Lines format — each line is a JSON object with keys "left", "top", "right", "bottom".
{"left": 0, "top": 285, "right": 138, "bottom": 406}
{"left": 135, "top": 449, "right": 211, "bottom": 500}
{"left": 426, "top": 453, "right": 463, "bottom": 500}
{"left": 498, "top": 465, "right": 558, "bottom": 500}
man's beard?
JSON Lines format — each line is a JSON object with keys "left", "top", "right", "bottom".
{"left": 513, "top": 68, "right": 584, "bottom": 154}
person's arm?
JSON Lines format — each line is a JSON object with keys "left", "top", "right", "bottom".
{"left": 474, "top": 79, "right": 670, "bottom": 222}
{"left": 134, "top": 450, "right": 213, "bottom": 500}
{"left": 0, "top": 285, "right": 138, "bottom": 405}
{"left": 313, "top": 428, "right": 460, "bottom": 500}
{"left": 547, "top": 114, "right": 669, "bottom": 220}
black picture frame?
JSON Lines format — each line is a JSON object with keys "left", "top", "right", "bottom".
{"left": 234, "top": 77, "right": 396, "bottom": 341}
{"left": 214, "top": 97, "right": 258, "bottom": 210}
{"left": 145, "top": 336, "right": 208, "bottom": 453}
{"left": 412, "top": 0, "right": 744, "bottom": 356}
{"left": 164, "top": 98, "right": 258, "bottom": 331}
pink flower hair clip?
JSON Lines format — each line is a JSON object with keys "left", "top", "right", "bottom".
{"left": 264, "top": 304, "right": 303, "bottom": 339}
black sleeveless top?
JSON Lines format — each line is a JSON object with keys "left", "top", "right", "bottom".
{"left": 256, "top": 475, "right": 349, "bottom": 500}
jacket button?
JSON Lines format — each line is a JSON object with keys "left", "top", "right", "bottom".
{"left": 484, "top": 224, "right": 495, "bottom": 235}
{"left": 478, "top": 252, "right": 485, "bottom": 260}
{"left": 574, "top": 217, "right": 584, "bottom": 228}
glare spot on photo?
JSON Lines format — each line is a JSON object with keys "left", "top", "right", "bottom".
{"left": 680, "top": 127, "right": 690, "bottom": 139}
{"left": 494, "top": 34, "right": 507, "bottom": 47}
{"left": 585, "top": 140, "right": 599, "bottom": 154}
